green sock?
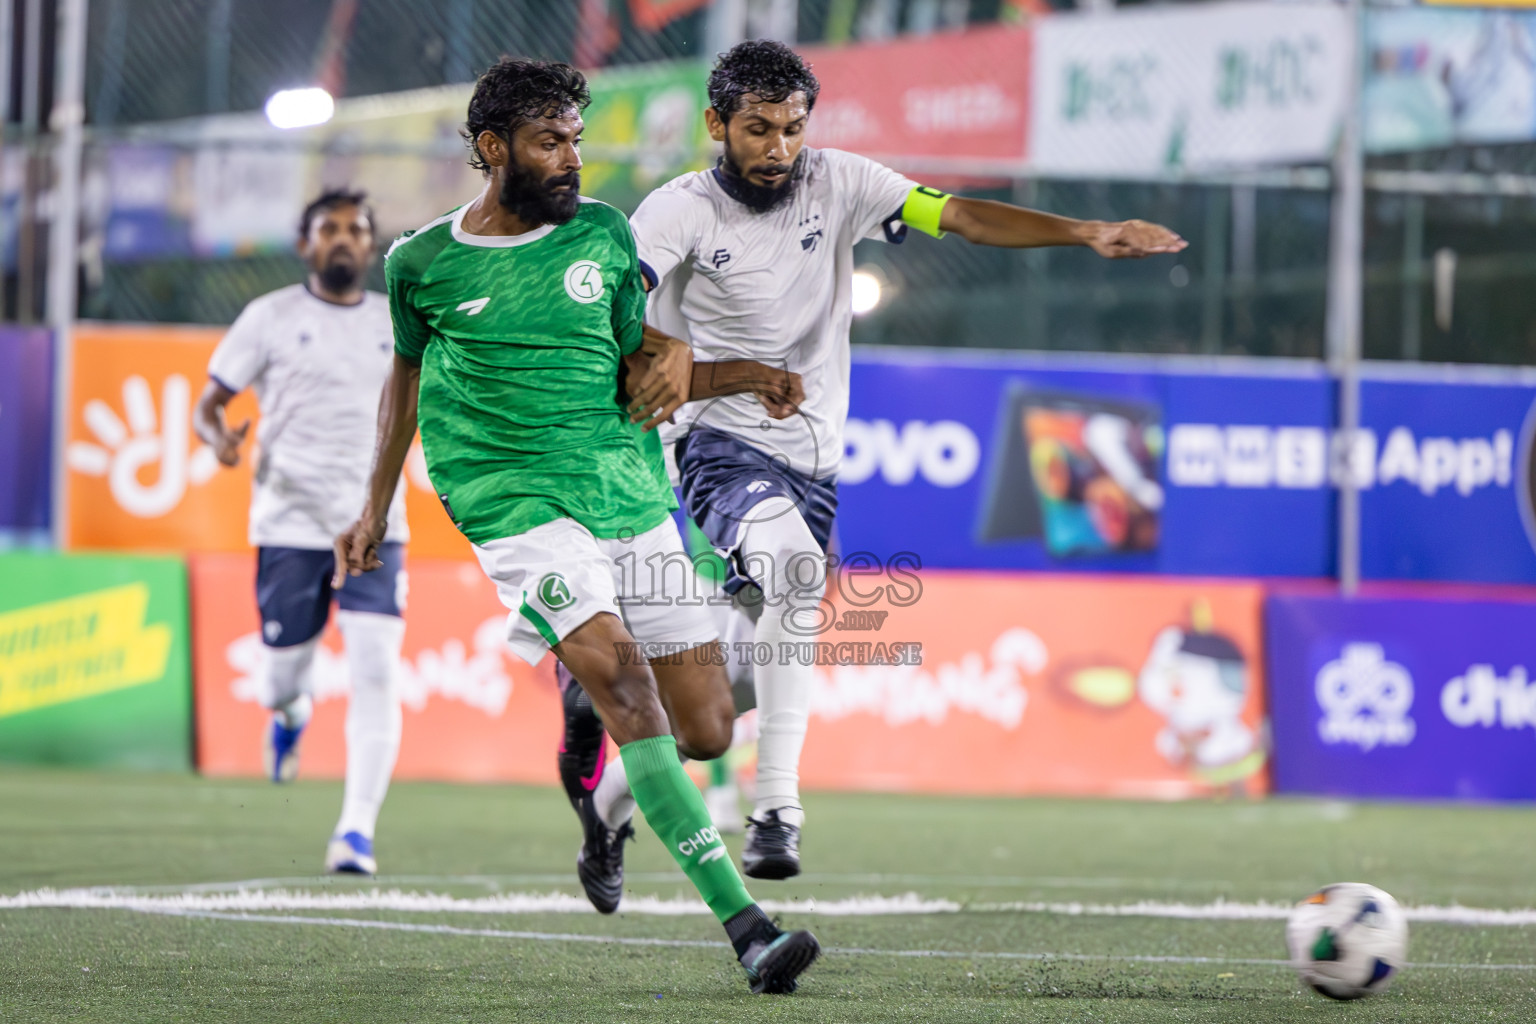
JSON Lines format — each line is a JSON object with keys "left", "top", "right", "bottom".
{"left": 709, "top": 758, "right": 729, "bottom": 787}
{"left": 621, "top": 735, "right": 755, "bottom": 923}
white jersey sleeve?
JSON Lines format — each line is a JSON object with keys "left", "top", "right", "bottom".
{"left": 824, "top": 149, "right": 919, "bottom": 242}
{"left": 208, "top": 299, "right": 269, "bottom": 392}
{"left": 631, "top": 186, "right": 704, "bottom": 289}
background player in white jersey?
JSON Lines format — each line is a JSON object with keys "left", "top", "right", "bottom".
{"left": 194, "top": 189, "right": 407, "bottom": 876}
{"left": 580, "top": 40, "right": 1188, "bottom": 881}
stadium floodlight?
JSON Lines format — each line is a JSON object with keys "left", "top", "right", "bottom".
{"left": 851, "top": 269, "right": 883, "bottom": 315}
{"left": 264, "top": 87, "right": 335, "bottom": 130}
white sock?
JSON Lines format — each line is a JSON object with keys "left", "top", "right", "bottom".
{"left": 261, "top": 638, "right": 319, "bottom": 727}
{"left": 333, "top": 611, "right": 404, "bottom": 840}
{"left": 738, "top": 498, "right": 820, "bottom": 829}
{"left": 593, "top": 754, "right": 635, "bottom": 830}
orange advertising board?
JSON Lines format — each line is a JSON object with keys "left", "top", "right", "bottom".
{"left": 190, "top": 551, "right": 560, "bottom": 782}
{"left": 798, "top": 571, "right": 1269, "bottom": 798}
{"left": 192, "top": 544, "right": 1265, "bottom": 796}
{"left": 64, "top": 323, "right": 472, "bottom": 559}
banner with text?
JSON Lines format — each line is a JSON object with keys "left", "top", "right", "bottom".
{"left": 840, "top": 351, "right": 1536, "bottom": 584}
{"left": 805, "top": 26, "right": 1032, "bottom": 171}
{"left": 1267, "top": 590, "right": 1536, "bottom": 800}
{"left": 0, "top": 327, "right": 52, "bottom": 545}
{"left": 800, "top": 571, "right": 1269, "bottom": 798}
{"left": 1030, "top": 1, "right": 1350, "bottom": 176}
{"left": 64, "top": 324, "right": 472, "bottom": 559}
{"left": 191, "top": 552, "right": 559, "bottom": 781}
{"left": 0, "top": 552, "right": 191, "bottom": 770}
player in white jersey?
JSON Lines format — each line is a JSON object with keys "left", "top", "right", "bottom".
{"left": 567, "top": 40, "right": 1188, "bottom": 880}
{"left": 194, "top": 189, "right": 408, "bottom": 876}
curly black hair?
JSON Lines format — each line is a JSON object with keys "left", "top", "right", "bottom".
{"left": 707, "top": 39, "right": 819, "bottom": 122}
{"left": 463, "top": 58, "right": 591, "bottom": 173}
{"left": 297, "top": 187, "right": 372, "bottom": 239}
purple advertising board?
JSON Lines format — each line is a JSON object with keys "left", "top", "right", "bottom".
{"left": 1267, "top": 590, "right": 1536, "bottom": 800}
{"left": 839, "top": 350, "right": 1536, "bottom": 584}
{"left": 0, "top": 326, "right": 53, "bottom": 543}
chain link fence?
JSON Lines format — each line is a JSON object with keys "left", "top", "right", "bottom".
{"left": 7, "top": 0, "right": 1536, "bottom": 364}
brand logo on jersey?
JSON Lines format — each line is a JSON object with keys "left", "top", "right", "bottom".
{"left": 799, "top": 213, "right": 823, "bottom": 253}
{"left": 563, "top": 261, "right": 604, "bottom": 304}
{"left": 746, "top": 480, "right": 772, "bottom": 494}
{"left": 538, "top": 573, "right": 576, "bottom": 611}
{"left": 711, "top": 249, "right": 732, "bottom": 269}
{"left": 456, "top": 297, "right": 491, "bottom": 316}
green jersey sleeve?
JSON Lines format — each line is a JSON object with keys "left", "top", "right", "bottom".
{"left": 608, "top": 214, "right": 646, "bottom": 358}
{"left": 386, "top": 236, "right": 432, "bottom": 364}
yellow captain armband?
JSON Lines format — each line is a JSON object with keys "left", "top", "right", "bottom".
{"left": 901, "top": 186, "right": 952, "bottom": 239}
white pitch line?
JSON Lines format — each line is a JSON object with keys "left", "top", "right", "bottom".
{"left": 0, "top": 888, "right": 954, "bottom": 917}
{"left": 83, "top": 872, "right": 1256, "bottom": 893}
{"left": 118, "top": 906, "right": 1536, "bottom": 972}
{"left": 6, "top": 887, "right": 1536, "bottom": 927}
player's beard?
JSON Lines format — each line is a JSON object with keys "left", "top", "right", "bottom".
{"left": 316, "top": 254, "right": 360, "bottom": 293}
{"left": 716, "top": 150, "right": 802, "bottom": 213}
{"left": 498, "top": 160, "right": 581, "bottom": 226}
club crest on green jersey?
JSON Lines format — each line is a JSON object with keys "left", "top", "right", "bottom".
{"left": 564, "top": 260, "right": 604, "bottom": 304}
{"left": 538, "top": 572, "right": 576, "bottom": 610}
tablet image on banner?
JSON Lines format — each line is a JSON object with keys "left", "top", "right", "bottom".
{"left": 978, "top": 386, "right": 1163, "bottom": 558}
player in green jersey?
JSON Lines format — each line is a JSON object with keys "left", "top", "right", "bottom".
{"left": 334, "top": 59, "right": 817, "bottom": 994}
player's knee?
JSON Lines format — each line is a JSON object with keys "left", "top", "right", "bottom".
{"left": 260, "top": 636, "right": 320, "bottom": 709}
{"left": 675, "top": 695, "right": 734, "bottom": 761}
{"left": 337, "top": 612, "right": 404, "bottom": 695}
{"left": 740, "top": 505, "right": 825, "bottom": 602}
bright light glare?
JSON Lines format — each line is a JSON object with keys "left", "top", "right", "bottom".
{"left": 265, "top": 87, "right": 335, "bottom": 130}
{"left": 851, "top": 269, "right": 883, "bottom": 315}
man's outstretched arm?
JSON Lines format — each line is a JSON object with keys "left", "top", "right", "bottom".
{"left": 333, "top": 353, "right": 419, "bottom": 585}
{"left": 910, "top": 188, "right": 1186, "bottom": 258}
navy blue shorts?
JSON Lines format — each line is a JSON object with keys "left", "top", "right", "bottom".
{"left": 255, "top": 543, "right": 404, "bottom": 648}
{"left": 675, "top": 427, "right": 837, "bottom": 595}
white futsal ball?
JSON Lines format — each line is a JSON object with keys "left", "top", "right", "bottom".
{"left": 1285, "top": 882, "right": 1408, "bottom": 1000}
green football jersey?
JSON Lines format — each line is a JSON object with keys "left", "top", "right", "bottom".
{"left": 386, "top": 198, "right": 673, "bottom": 544}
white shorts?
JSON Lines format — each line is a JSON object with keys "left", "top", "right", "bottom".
{"left": 473, "top": 515, "right": 720, "bottom": 666}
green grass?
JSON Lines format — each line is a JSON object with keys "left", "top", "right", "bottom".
{"left": 1, "top": 768, "right": 1533, "bottom": 1022}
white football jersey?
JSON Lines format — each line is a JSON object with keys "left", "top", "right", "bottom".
{"left": 632, "top": 147, "right": 915, "bottom": 481}
{"left": 208, "top": 284, "right": 408, "bottom": 549}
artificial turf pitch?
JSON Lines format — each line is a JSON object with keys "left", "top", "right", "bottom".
{"left": 1, "top": 768, "right": 1532, "bottom": 1022}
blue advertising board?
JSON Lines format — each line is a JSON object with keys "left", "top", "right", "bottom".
{"left": 1267, "top": 591, "right": 1536, "bottom": 801}
{"left": 838, "top": 350, "right": 1536, "bottom": 583}
{"left": 0, "top": 327, "right": 52, "bottom": 545}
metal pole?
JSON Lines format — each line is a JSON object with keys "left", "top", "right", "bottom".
{"left": 1, "top": 0, "right": 12, "bottom": 323}
{"left": 17, "top": 0, "right": 43, "bottom": 323}
{"left": 47, "top": 0, "right": 86, "bottom": 547}
{"left": 1326, "top": 0, "right": 1365, "bottom": 595}
{"left": 206, "top": 0, "right": 231, "bottom": 113}
{"left": 20, "top": 0, "right": 39, "bottom": 126}
{"left": 1, "top": 0, "right": 14, "bottom": 127}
